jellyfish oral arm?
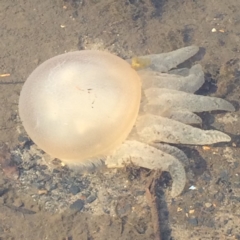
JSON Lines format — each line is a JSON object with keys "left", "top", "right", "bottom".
{"left": 105, "top": 140, "right": 186, "bottom": 198}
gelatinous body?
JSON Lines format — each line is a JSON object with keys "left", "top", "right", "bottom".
{"left": 19, "top": 51, "right": 141, "bottom": 162}
{"left": 19, "top": 46, "right": 234, "bottom": 197}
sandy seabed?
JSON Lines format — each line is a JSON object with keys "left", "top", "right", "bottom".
{"left": 1, "top": 0, "right": 240, "bottom": 239}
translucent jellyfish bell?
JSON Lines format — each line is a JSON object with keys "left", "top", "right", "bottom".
{"left": 19, "top": 51, "right": 142, "bottom": 163}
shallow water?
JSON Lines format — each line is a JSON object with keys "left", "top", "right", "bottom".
{"left": 1, "top": 0, "right": 240, "bottom": 239}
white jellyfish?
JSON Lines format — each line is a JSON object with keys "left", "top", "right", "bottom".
{"left": 18, "top": 46, "right": 234, "bottom": 197}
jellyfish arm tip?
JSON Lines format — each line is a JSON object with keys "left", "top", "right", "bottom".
{"left": 106, "top": 140, "right": 187, "bottom": 198}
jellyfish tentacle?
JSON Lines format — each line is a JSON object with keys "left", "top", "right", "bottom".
{"left": 139, "top": 64, "right": 204, "bottom": 93}
{"left": 150, "top": 142, "right": 189, "bottom": 166}
{"left": 136, "top": 114, "right": 231, "bottom": 145}
{"left": 105, "top": 140, "right": 186, "bottom": 197}
{"left": 144, "top": 106, "right": 202, "bottom": 125}
{"left": 183, "top": 64, "right": 205, "bottom": 92}
{"left": 144, "top": 88, "right": 235, "bottom": 112}
{"left": 169, "top": 67, "right": 190, "bottom": 76}
{"left": 136, "top": 46, "right": 199, "bottom": 72}
{"left": 163, "top": 108, "right": 202, "bottom": 125}
{"left": 168, "top": 109, "right": 202, "bottom": 125}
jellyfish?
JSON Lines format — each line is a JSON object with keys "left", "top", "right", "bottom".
{"left": 19, "top": 46, "right": 234, "bottom": 197}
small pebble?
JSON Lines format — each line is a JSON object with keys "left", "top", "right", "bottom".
{"left": 86, "top": 195, "right": 97, "bottom": 203}
{"left": 38, "top": 189, "right": 48, "bottom": 195}
{"left": 188, "top": 217, "right": 198, "bottom": 226}
{"left": 69, "top": 185, "right": 80, "bottom": 195}
{"left": 70, "top": 199, "right": 84, "bottom": 211}
{"left": 205, "top": 202, "right": 212, "bottom": 208}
